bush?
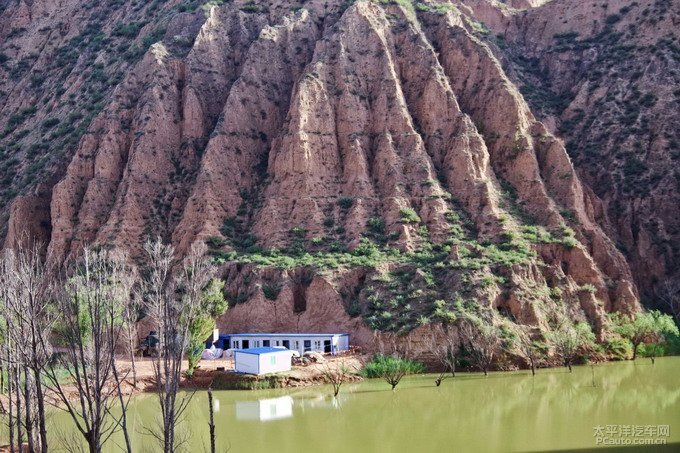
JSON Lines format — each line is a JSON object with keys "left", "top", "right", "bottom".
{"left": 399, "top": 207, "right": 420, "bottom": 224}
{"left": 338, "top": 197, "right": 353, "bottom": 209}
{"left": 113, "top": 22, "right": 142, "bottom": 38}
{"left": 605, "top": 338, "right": 633, "bottom": 360}
{"left": 205, "top": 236, "right": 226, "bottom": 248}
{"left": 362, "top": 354, "right": 425, "bottom": 379}
{"left": 367, "top": 216, "right": 385, "bottom": 234}
{"left": 346, "top": 300, "right": 361, "bottom": 317}
{"left": 42, "top": 118, "right": 60, "bottom": 129}
{"left": 261, "top": 284, "right": 281, "bottom": 301}
{"left": 289, "top": 226, "right": 306, "bottom": 238}
{"left": 605, "top": 14, "right": 621, "bottom": 25}
{"left": 580, "top": 283, "right": 597, "bottom": 294}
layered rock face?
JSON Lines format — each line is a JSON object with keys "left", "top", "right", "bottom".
{"left": 2, "top": 0, "right": 668, "bottom": 350}
{"left": 491, "top": 0, "right": 680, "bottom": 295}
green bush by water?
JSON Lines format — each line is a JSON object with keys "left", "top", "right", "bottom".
{"left": 362, "top": 354, "right": 425, "bottom": 378}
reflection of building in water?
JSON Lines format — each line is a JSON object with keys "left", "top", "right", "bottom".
{"left": 235, "top": 396, "right": 293, "bottom": 422}
{"left": 296, "top": 393, "right": 334, "bottom": 411}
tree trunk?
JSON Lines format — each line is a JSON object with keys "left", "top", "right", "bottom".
{"left": 86, "top": 431, "right": 102, "bottom": 453}
{"left": 208, "top": 388, "right": 216, "bottom": 453}
{"left": 112, "top": 359, "right": 133, "bottom": 453}
{"left": 13, "top": 362, "right": 23, "bottom": 453}
{"left": 33, "top": 368, "right": 48, "bottom": 453}
{"left": 129, "top": 337, "right": 138, "bottom": 388}
{"left": 632, "top": 343, "right": 638, "bottom": 360}
{"left": 23, "top": 367, "right": 34, "bottom": 453}
{"left": 8, "top": 361, "right": 15, "bottom": 453}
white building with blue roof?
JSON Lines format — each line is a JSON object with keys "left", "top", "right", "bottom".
{"left": 233, "top": 347, "right": 294, "bottom": 375}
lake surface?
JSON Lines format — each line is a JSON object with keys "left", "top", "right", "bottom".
{"left": 3, "top": 357, "right": 680, "bottom": 452}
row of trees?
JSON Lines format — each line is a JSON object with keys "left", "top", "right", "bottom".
{"left": 0, "top": 239, "right": 225, "bottom": 453}
{"left": 316, "top": 301, "right": 679, "bottom": 396}
{"left": 431, "top": 309, "right": 678, "bottom": 381}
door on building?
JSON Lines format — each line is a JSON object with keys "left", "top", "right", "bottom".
{"left": 303, "top": 340, "right": 311, "bottom": 352}
{"left": 324, "top": 340, "right": 332, "bottom": 353}
{"left": 263, "top": 340, "right": 270, "bottom": 347}
{"left": 242, "top": 340, "right": 250, "bottom": 349}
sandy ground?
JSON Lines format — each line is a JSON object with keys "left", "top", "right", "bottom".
{"left": 105, "top": 352, "right": 366, "bottom": 394}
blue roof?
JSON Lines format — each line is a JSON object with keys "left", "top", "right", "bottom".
{"left": 229, "top": 333, "right": 348, "bottom": 338}
{"left": 233, "top": 347, "right": 292, "bottom": 355}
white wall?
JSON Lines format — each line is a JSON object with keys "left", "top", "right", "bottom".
{"left": 235, "top": 350, "right": 292, "bottom": 375}
{"left": 258, "top": 351, "right": 293, "bottom": 375}
{"left": 337, "top": 335, "right": 350, "bottom": 351}
{"left": 233, "top": 351, "right": 259, "bottom": 374}
{"left": 230, "top": 335, "right": 350, "bottom": 355}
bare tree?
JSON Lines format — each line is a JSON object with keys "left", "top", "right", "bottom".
{"left": 547, "top": 321, "right": 595, "bottom": 372}
{"left": 516, "top": 326, "right": 545, "bottom": 376}
{"left": 457, "top": 317, "right": 501, "bottom": 376}
{"left": 122, "top": 287, "right": 141, "bottom": 388}
{"left": 141, "top": 239, "right": 215, "bottom": 453}
{"left": 44, "top": 248, "right": 135, "bottom": 453}
{"left": 427, "top": 325, "right": 457, "bottom": 386}
{"left": 320, "top": 359, "right": 354, "bottom": 397}
{"left": 1, "top": 245, "right": 53, "bottom": 453}
{"left": 656, "top": 279, "right": 680, "bottom": 324}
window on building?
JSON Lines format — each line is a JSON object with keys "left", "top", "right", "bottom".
{"left": 233, "top": 340, "right": 239, "bottom": 349}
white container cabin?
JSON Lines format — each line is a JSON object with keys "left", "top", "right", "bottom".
{"left": 233, "top": 347, "right": 293, "bottom": 375}
{"left": 228, "top": 333, "right": 350, "bottom": 355}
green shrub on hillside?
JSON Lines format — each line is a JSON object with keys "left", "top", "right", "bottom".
{"left": 399, "top": 207, "right": 420, "bottom": 224}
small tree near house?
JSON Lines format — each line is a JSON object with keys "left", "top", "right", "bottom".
{"left": 186, "top": 279, "right": 228, "bottom": 376}
{"left": 321, "top": 360, "right": 355, "bottom": 397}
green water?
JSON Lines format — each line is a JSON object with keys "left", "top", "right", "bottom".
{"left": 4, "top": 357, "right": 680, "bottom": 452}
